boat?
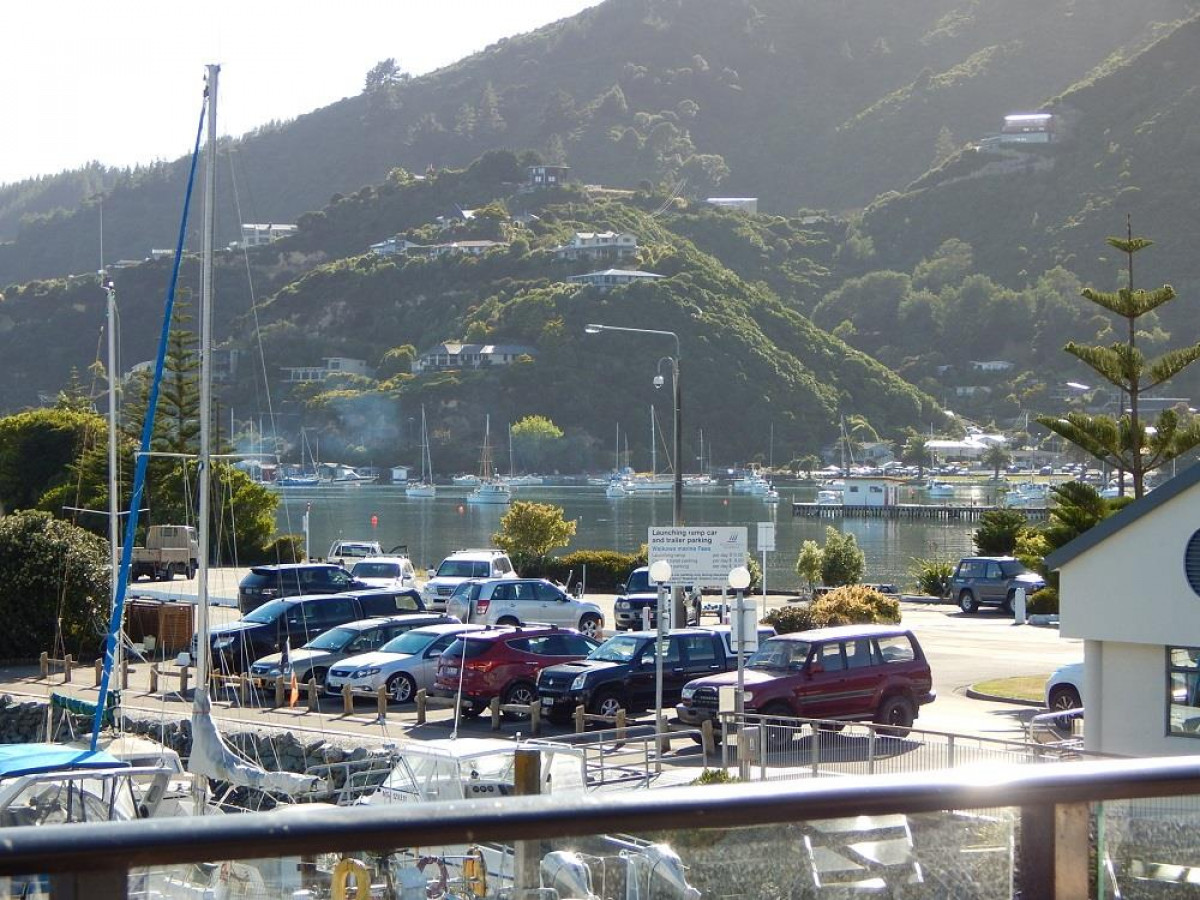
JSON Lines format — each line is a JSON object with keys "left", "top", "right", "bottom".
{"left": 606, "top": 479, "right": 628, "bottom": 499}
{"left": 762, "top": 485, "right": 780, "bottom": 502}
{"left": 406, "top": 405, "right": 436, "bottom": 498}
{"left": 1004, "top": 481, "right": 1050, "bottom": 508}
{"left": 276, "top": 472, "right": 322, "bottom": 487}
{"left": 452, "top": 473, "right": 481, "bottom": 486}
{"left": 816, "top": 489, "right": 842, "bottom": 506}
{"left": 328, "top": 463, "right": 377, "bottom": 484}
{"left": 467, "top": 416, "right": 511, "bottom": 505}
{"left": 733, "top": 470, "right": 772, "bottom": 495}
{"left": 923, "top": 479, "right": 955, "bottom": 498}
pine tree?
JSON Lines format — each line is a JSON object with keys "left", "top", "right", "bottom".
{"left": 1037, "top": 220, "right": 1200, "bottom": 498}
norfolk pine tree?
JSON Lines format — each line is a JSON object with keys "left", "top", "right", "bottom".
{"left": 1037, "top": 221, "right": 1200, "bottom": 498}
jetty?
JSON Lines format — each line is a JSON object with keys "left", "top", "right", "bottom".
{"left": 792, "top": 502, "right": 1048, "bottom": 522}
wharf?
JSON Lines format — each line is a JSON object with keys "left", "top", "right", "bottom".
{"left": 792, "top": 502, "right": 1048, "bottom": 522}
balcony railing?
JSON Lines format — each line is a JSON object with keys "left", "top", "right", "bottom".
{"left": 3, "top": 754, "right": 1200, "bottom": 899}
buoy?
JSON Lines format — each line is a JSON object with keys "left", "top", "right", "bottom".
{"left": 371, "top": 514, "right": 378, "bottom": 528}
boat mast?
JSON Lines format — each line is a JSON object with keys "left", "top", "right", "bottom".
{"left": 104, "top": 275, "right": 122, "bottom": 733}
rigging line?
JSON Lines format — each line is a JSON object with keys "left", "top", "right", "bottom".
{"left": 91, "top": 88, "right": 208, "bottom": 750}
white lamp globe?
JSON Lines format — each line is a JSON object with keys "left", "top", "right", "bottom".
{"left": 648, "top": 560, "right": 672, "bottom": 584}
{"left": 728, "top": 566, "right": 751, "bottom": 591}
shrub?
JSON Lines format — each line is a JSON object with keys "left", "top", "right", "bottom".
{"left": 0, "top": 510, "right": 109, "bottom": 661}
{"left": 820, "top": 527, "right": 865, "bottom": 587}
{"left": 974, "top": 509, "right": 1027, "bottom": 556}
{"left": 809, "top": 584, "right": 901, "bottom": 627}
{"left": 247, "top": 534, "right": 305, "bottom": 565}
{"left": 527, "top": 549, "right": 644, "bottom": 591}
{"left": 762, "top": 604, "right": 815, "bottom": 635}
{"left": 910, "top": 556, "right": 953, "bottom": 598}
{"left": 1027, "top": 586, "right": 1059, "bottom": 615}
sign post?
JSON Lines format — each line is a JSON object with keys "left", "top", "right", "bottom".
{"left": 757, "top": 522, "right": 775, "bottom": 618}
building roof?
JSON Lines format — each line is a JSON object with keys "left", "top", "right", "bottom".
{"left": 569, "top": 269, "right": 662, "bottom": 279}
{"left": 1044, "top": 463, "right": 1200, "bottom": 571}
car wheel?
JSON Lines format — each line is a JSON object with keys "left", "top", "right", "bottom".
{"left": 502, "top": 682, "right": 537, "bottom": 718}
{"left": 1048, "top": 685, "right": 1081, "bottom": 729}
{"left": 578, "top": 613, "right": 602, "bottom": 638}
{"left": 457, "top": 701, "right": 485, "bottom": 720}
{"left": 874, "top": 695, "right": 916, "bottom": 737}
{"left": 1002, "top": 590, "right": 1016, "bottom": 615}
{"left": 308, "top": 668, "right": 328, "bottom": 691}
{"left": 958, "top": 590, "right": 979, "bottom": 614}
{"left": 759, "top": 702, "right": 795, "bottom": 750}
{"left": 591, "top": 690, "right": 625, "bottom": 719}
{"left": 387, "top": 673, "right": 416, "bottom": 704}
{"left": 497, "top": 616, "right": 520, "bottom": 627}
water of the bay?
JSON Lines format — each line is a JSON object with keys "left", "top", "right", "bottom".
{"left": 273, "top": 481, "right": 1000, "bottom": 593}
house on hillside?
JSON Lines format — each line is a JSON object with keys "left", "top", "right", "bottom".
{"left": 525, "top": 165, "right": 570, "bottom": 190}
{"left": 411, "top": 342, "right": 535, "bottom": 374}
{"left": 707, "top": 197, "right": 758, "bottom": 214}
{"left": 281, "top": 358, "right": 371, "bottom": 384}
{"left": 1000, "top": 113, "right": 1055, "bottom": 144}
{"left": 567, "top": 269, "right": 663, "bottom": 290}
{"left": 553, "top": 232, "right": 639, "bottom": 262}
{"left": 970, "top": 360, "right": 1014, "bottom": 373}
{"left": 1046, "top": 464, "right": 1200, "bottom": 756}
{"left": 239, "top": 223, "right": 297, "bottom": 248}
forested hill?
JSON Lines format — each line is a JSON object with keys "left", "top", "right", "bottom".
{"left": 861, "top": 9, "right": 1200, "bottom": 296}
{"left": 1, "top": 0, "right": 1193, "bottom": 287}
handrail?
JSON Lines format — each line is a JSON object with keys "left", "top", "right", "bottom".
{"left": 2, "top": 754, "right": 1200, "bottom": 875}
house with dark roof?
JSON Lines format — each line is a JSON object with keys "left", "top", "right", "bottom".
{"left": 1045, "top": 463, "right": 1200, "bottom": 756}
{"left": 411, "top": 342, "right": 535, "bottom": 374}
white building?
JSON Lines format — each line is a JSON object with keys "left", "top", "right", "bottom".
{"left": 553, "top": 232, "right": 638, "bottom": 262}
{"left": 412, "top": 342, "right": 535, "bottom": 374}
{"left": 281, "top": 357, "right": 371, "bottom": 384}
{"left": 240, "top": 223, "right": 297, "bottom": 247}
{"left": 567, "top": 269, "right": 663, "bottom": 289}
{"left": 1046, "top": 465, "right": 1200, "bottom": 756}
{"left": 840, "top": 476, "right": 902, "bottom": 508}
{"left": 706, "top": 197, "right": 758, "bottom": 214}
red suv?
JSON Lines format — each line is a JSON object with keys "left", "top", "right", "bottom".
{"left": 676, "top": 624, "right": 935, "bottom": 736}
{"left": 431, "top": 625, "right": 600, "bottom": 717}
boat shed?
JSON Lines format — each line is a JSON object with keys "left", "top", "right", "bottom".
{"left": 1045, "top": 464, "right": 1200, "bottom": 756}
{"left": 841, "top": 476, "right": 903, "bottom": 508}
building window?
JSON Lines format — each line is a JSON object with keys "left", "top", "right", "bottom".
{"left": 1185, "top": 529, "right": 1200, "bottom": 597}
{"left": 1167, "top": 647, "right": 1200, "bottom": 736}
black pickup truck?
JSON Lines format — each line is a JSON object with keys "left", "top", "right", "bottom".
{"left": 535, "top": 625, "right": 774, "bottom": 724}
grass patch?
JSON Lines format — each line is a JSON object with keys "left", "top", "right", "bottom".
{"left": 972, "top": 674, "right": 1048, "bottom": 702}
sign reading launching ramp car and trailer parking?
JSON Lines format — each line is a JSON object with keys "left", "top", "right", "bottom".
{"left": 648, "top": 527, "right": 748, "bottom": 588}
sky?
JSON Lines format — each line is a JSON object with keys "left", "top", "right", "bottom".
{"left": 0, "top": 1, "right": 604, "bottom": 187}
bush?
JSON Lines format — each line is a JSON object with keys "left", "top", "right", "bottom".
{"left": 246, "top": 534, "right": 305, "bottom": 565}
{"left": 809, "top": 584, "right": 901, "bottom": 627}
{"left": 763, "top": 604, "right": 816, "bottom": 635}
{"left": 1027, "top": 586, "right": 1059, "bottom": 615}
{"left": 0, "top": 510, "right": 110, "bottom": 661}
{"left": 974, "top": 509, "right": 1027, "bottom": 556}
{"left": 820, "top": 527, "right": 865, "bottom": 587}
{"left": 910, "top": 556, "right": 953, "bottom": 598}
{"left": 526, "top": 549, "right": 645, "bottom": 591}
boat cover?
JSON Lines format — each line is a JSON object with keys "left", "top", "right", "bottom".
{"left": 0, "top": 744, "right": 128, "bottom": 778}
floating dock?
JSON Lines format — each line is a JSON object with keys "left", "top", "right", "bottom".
{"left": 792, "top": 503, "right": 1048, "bottom": 522}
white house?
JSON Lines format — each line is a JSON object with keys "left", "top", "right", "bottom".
{"left": 1046, "top": 465, "right": 1200, "bottom": 756}
{"left": 525, "top": 165, "right": 570, "bottom": 190}
{"left": 281, "top": 357, "right": 371, "bottom": 384}
{"left": 567, "top": 269, "right": 663, "bottom": 289}
{"left": 707, "top": 198, "right": 758, "bottom": 214}
{"left": 240, "top": 223, "right": 297, "bottom": 247}
{"left": 412, "top": 342, "right": 535, "bottom": 374}
{"left": 553, "top": 232, "right": 638, "bottom": 262}
{"left": 970, "top": 360, "right": 1015, "bottom": 373}
{"left": 840, "top": 476, "right": 903, "bottom": 508}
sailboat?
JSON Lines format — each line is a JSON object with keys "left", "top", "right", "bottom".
{"left": 406, "top": 405, "right": 436, "bottom": 498}
{"left": 466, "top": 415, "right": 511, "bottom": 505}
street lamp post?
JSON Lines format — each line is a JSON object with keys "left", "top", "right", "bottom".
{"left": 648, "top": 558, "right": 672, "bottom": 773}
{"left": 585, "top": 323, "right": 685, "bottom": 625}
{"left": 728, "top": 565, "right": 752, "bottom": 779}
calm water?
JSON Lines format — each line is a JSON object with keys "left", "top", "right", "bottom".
{"left": 273, "top": 482, "right": 990, "bottom": 592}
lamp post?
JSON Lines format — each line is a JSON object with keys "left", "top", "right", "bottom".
{"left": 585, "top": 323, "right": 685, "bottom": 625}
{"left": 648, "top": 558, "right": 672, "bottom": 773}
{"left": 728, "top": 565, "right": 752, "bottom": 779}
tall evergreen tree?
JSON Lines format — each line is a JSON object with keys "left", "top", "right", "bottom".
{"left": 1037, "top": 221, "right": 1200, "bottom": 498}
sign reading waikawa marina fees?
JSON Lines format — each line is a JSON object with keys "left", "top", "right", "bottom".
{"left": 648, "top": 527, "right": 748, "bottom": 588}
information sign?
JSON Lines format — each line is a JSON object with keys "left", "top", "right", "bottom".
{"left": 757, "top": 521, "right": 776, "bottom": 552}
{"left": 648, "top": 526, "right": 748, "bottom": 588}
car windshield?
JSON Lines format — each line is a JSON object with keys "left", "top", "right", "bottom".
{"left": 1000, "top": 560, "right": 1029, "bottom": 576}
{"left": 380, "top": 630, "right": 441, "bottom": 655}
{"left": 243, "top": 599, "right": 289, "bottom": 624}
{"left": 303, "top": 627, "right": 357, "bottom": 651}
{"left": 589, "top": 635, "right": 644, "bottom": 663}
{"left": 352, "top": 562, "right": 400, "bottom": 579}
{"left": 624, "top": 570, "right": 650, "bottom": 593}
{"left": 437, "top": 560, "right": 490, "bottom": 578}
{"left": 747, "top": 638, "right": 809, "bottom": 671}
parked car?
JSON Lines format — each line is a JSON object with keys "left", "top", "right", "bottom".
{"left": 536, "top": 627, "right": 771, "bottom": 724}
{"left": 206, "top": 587, "right": 426, "bottom": 673}
{"left": 1045, "top": 661, "right": 1084, "bottom": 725}
{"left": 949, "top": 556, "right": 1046, "bottom": 614}
{"left": 676, "top": 624, "right": 935, "bottom": 737}
{"left": 349, "top": 555, "right": 419, "bottom": 591}
{"left": 325, "top": 623, "right": 485, "bottom": 703}
{"left": 445, "top": 578, "right": 605, "bottom": 637}
{"left": 248, "top": 612, "right": 455, "bottom": 688}
{"left": 421, "top": 549, "right": 517, "bottom": 611}
{"left": 237, "top": 563, "right": 368, "bottom": 614}
{"left": 431, "top": 625, "right": 600, "bottom": 717}
{"left": 613, "top": 566, "right": 702, "bottom": 631}
{"left": 327, "top": 540, "right": 383, "bottom": 563}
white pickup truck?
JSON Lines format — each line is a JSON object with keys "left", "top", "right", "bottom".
{"left": 125, "top": 525, "right": 199, "bottom": 581}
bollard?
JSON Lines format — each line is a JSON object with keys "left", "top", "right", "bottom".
{"left": 656, "top": 714, "right": 669, "bottom": 757}
{"left": 239, "top": 674, "right": 249, "bottom": 704}
{"left": 307, "top": 679, "right": 318, "bottom": 713}
{"left": 574, "top": 704, "right": 585, "bottom": 733}
{"left": 95, "top": 659, "right": 103, "bottom": 687}
{"left": 63, "top": 655, "right": 73, "bottom": 684}
{"left": 342, "top": 682, "right": 354, "bottom": 715}
{"left": 1014, "top": 586, "right": 1027, "bottom": 625}
{"left": 416, "top": 690, "right": 427, "bottom": 725}
{"left": 149, "top": 666, "right": 158, "bottom": 693}
{"left": 615, "top": 709, "right": 627, "bottom": 742}
{"left": 179, "top": 666, "right": 189, "bottom": 695}
{"left": 275, "top": 677, "right": 285, "bottom": 708}
{"left": 377, "top": 686, "right": 388, "bottom": 721}
{"left": 701, "top": 719, "right": 715, "bottom": 761}
{"left": 490, "top": 697, "right": 502, "bottom": 730}
{"left": 40, "top": 652, "right": 49, "bottom": 678}
{"left": 530, "top": 703, "right": 541, "bottom": 737}
{"left": 121, "top": 660, "right": 131, "bottom": 690}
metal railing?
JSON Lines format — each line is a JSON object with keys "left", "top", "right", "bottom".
{"left": 2, "top": 755, "right": 1200, "bottom": 898}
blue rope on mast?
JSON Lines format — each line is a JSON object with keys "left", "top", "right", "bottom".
{"left": 91, "top": 92, "right": 209, "bottom": 749}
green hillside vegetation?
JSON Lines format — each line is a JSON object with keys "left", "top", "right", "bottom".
{"left": 1, "top": 0, "right": 1190, "bottom": 287}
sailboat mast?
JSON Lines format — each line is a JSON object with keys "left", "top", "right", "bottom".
{"left": 195, "top": 63, "right": 218, "bottom": 694}
{"left": 104, "top": 277, "right": 122, "bottom": 732}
